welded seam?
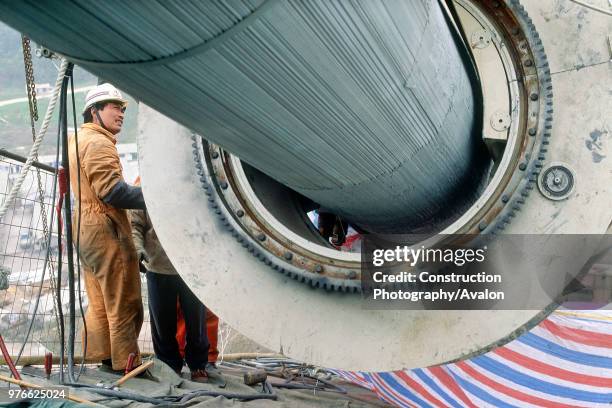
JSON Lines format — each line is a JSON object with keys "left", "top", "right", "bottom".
{"left": 58, "top": 0, "right": 281, "bottom": 68}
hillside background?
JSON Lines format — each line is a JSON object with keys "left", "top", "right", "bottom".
{"left": 0, "top": 22, "right": 138, "bottom": 157}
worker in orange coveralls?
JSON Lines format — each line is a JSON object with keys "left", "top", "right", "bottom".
{"left": 69, "top": 84, "right": 146, "bottom": 371}
{"left": 176, "top": 306, "right": 219, "bottom": 367}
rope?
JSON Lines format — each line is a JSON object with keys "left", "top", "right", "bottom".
{"left": 0, "top": 58, "right": 68, "bottom": 219}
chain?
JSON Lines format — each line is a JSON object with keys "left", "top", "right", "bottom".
{"left": 21, "top": 36, "right": 38, "bottom": 122}
{"left": 21, "top": 35, "right": 63, "bottom": 350}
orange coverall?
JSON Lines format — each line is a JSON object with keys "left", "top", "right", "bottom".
{"left": 176, "top": 307, "right": 219, "bottom": 363}
{"left": 68, "top": 123, "right": 143, "bottom": 370}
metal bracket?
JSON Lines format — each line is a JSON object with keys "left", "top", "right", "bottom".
{"left": 35, "top": 45, "right": 56, "bottom": 59}
{"left": 471, "top": 29, "right": 492, "bottom": 48}
{"left": 490, "top": 110, "right": 511, "bottom": 131}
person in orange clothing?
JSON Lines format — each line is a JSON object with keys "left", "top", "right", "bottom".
{"left": 176, "top": 306, "right": 219, "bottom": 365}
{"left": 69, "top": 84, "right": 146, "bottom": 371}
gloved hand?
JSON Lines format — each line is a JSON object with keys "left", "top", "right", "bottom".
{"left": 135, "top": 246, "right": 149, "bottom": 273}
{"left": 138, "top": 249, "right": 149, "bottom": 264}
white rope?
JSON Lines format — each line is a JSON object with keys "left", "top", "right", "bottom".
{"left": 569, "top": 0, "right": 612, "bottom": 16}
{"left": 0, "top": 58, "right": 68, "bottom": 219}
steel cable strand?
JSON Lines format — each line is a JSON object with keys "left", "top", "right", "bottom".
{"left": 69, "top": 72, "right": 87, "bottom": 382}
{"left": 56, "top": 63, "right": 78, "bottom": 384}
{"left": 0, "top": 59, "right": 69, "bottom": 219}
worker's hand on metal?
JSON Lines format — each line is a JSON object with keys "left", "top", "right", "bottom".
{"left": 138, "top": 251, "right": 148, "bottom": 274}
{"left": 136, "top": 247, "right": 149, "bottom": 270}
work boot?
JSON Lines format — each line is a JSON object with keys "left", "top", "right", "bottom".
{"left": 205, "top": 362, "right": 219, "bottom": 375}
{"left": 205, "top": 363, "right": 226, "bottom": 388}
{"left": 190, "top": 368, "right": 208, "bottom": 383}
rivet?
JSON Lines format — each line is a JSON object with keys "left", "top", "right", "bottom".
{"left": 348, "top": 270, "right": 357, "bottom": 279}
{"left": 501, "top": 194, "right": 509, "bottom": 203}
{"left": 528, "top": 127, "right": 537, "bottom": 136}
{"left": 256, "top": 233, "right": 266, "bottom": 242}
{"left": 236, "top": 209, "right": 244, "bottom": 218}
{"left": 314, "top": 265, "right": 323, "bottom": 273}
{"left": 478, "top": 221, "right": 488, "bottom": 232}
{"left": 530, "top": 93, "right": 539, "bottom": 101}
{"left": 511, "top": 27, "right": 520, "bottom": 35}
{"left": 524, "top": 59, "right": 533, "bottom": 67}
{"left": 220, "top": 181, "right": 228, "bottom": 190}
{"left": 284, "top": 252, "right": 293, "bottom": 261}
{"left": 211, "top": 151, "right": 219, "bottom": 159}
{"left": 519, "top": 162, "right": 527, "bottom": 171}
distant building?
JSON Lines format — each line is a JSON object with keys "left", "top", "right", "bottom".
{"left": 34, "top": 83, "right": 53, "bottom": 96}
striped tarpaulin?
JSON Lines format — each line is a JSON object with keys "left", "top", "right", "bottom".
{"left": 335, "top": 310, "right": 612, "bottom": 407}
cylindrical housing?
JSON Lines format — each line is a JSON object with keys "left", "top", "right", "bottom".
{"left": 0, "top": 0, "right": 487, "bottom": 232}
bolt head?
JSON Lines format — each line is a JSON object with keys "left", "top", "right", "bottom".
{"left": 257, "top": 233, "right": 266, "bottom": 242}
{"left": 236, "top": 209, "right": 244, "bottom": 217}
{"left": 220, "top": 181, "right": 228, "bottom": 190}
{"left": 528, "top": 127, "right": 537, "bottom": 136}
{"left": 501, "top": 194, "right": 509, "bottom": 203}
{"left": 530, "top": 93, "right": 539, "bottom": 101}
{"left": 519, "top": 162, "right": 527, "bottom": 171}
{"left": 211, "top": 151, "right": 220, "bottom": 159}
{"left": 524, "top": 59, "right": 533, "bottom": 67}
{"left": 284, "top": 252, "right": 293, "bottom": 261}
{"left": 348, "top": 270, "right": 357, "bottom": 279}
{"left": 314, "top": 265, "right": 323, "bottom": 273}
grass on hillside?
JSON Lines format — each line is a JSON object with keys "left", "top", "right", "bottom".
{"left": 0, "top": 92, "right": 139, "bottom": 156}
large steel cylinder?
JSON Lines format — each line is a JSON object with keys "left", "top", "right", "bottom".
{"left": 0, "top": 0, "right": 488, "bottom": 233}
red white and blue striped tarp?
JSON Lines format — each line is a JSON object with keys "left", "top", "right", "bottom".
{"left": 335, "top": 309, "right": 612, "bottom": 407}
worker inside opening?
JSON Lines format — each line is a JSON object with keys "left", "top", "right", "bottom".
{"left": 69, "top": 83, "right": 146, "bottom": 372}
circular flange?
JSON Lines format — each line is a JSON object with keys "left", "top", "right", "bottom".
{"left": 131, "top": 0, "right": 612, "bottom": 372}
{"left": 538, "top": 162, "right": 576, "bottom": 200}
{"left": 448, "top": 0, "right": 553, "bottom": 237}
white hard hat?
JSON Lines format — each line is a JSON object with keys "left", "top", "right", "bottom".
{"left": 82, "top": 83, "right": 128, "bottom": 114}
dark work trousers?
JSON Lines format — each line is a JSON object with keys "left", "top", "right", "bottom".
{"left": 146, "top": 271, "right": 209, "bottom": 372}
